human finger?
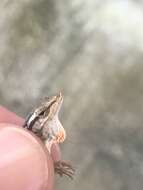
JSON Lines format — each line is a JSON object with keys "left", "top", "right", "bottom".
{"left": 0, "top": 123, "right": 54, "bottom": 190}
{"left": 0, "top": 106, "right": 24, "bottom": 125}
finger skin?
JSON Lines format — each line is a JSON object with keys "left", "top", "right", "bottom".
{"left": 51, "top": 143, "right": 61, "bottom": 162}
{"left": 0, "top": 124, "right": 54, "bottom": 190}
{"left": 0, "top": 106, "right": 24, "bottom": 126}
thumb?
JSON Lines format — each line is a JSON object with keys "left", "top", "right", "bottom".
{"left": 0, "top": 123, "right": 54, "bottom": 190}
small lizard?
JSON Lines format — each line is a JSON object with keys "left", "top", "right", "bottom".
{"left": 23, "top": 92, "right": 75, "bottom": 179}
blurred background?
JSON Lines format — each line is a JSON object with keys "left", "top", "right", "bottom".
{"left": 1, "top": 0, "right": 143, "bottom": 189}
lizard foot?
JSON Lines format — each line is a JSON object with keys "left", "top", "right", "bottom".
{"left": 54, "top": 160, "right": 75, "bottom": 179}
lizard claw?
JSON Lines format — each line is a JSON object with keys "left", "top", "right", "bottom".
{"left": 54, "top": 160, "right": 75, "bottom": 179}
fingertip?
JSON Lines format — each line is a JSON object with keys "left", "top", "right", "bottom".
{"left": 0, "top": 124, "right": 54, "bottom": 190}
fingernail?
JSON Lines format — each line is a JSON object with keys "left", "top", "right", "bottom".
{"left": 0, "top": 124, "right": 54, "bottom": 190}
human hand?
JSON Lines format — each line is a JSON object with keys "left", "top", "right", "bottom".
{"left": 0, "top": 106, "right": 61, "bottom": 190}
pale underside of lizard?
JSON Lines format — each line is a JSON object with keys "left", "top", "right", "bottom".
{"left": 23, "top": 92, "right": 75, "bottom": 179}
